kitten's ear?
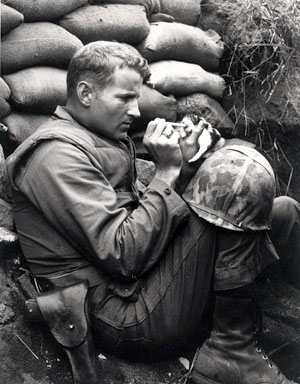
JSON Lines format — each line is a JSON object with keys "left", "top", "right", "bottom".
{"left": 190, "top": 114, "right": 201, "bottom": 125}
{"left": 180, "top": 114, "right": 201, "bottom": 126}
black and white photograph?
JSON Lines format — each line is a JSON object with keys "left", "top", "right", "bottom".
{"left": 0, "top": 0, "right": 300, "bottom": 383}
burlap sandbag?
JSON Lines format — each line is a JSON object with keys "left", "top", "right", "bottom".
{"left": 2, "top": 112, "right": 50, "bottom": 148}
{"left": 3, "top": 67, "right": 67, "bottom": 113}
{"left": 1, "top": 22, "right": 83, "bottom": 75}
{"left": 130, "top": 84, "right": 177, "bottom": 131}
{"left": 176, "top": 93, "right": 234, "bottom": 129}
{"left": 0, "top": 78, "right": 11, "bottom": 100}
{"left": 149, "top": 60, "right": 226, "bottom": 98}
{"left": 135, "top": 158, "right": 155, "bottom": 186}
{"left": 160, "top": 0, "right": 201, "bottom": 26}
{"left": 59, "top": 4, "right": 150, "bottom": 45}
{"left": 0, "top": 78, "right": 11, "bottom": 119}
{"left": 2, "top": 0, "right": 89, "bottom": 22}
{"left": 136, "top": 22, "right": 224, "bottom": 72}
{"left": 89, "top": 0, "right": 160, "bottom": 16}
{"left": 138, "top": 84, "right": 177, "bottom": 122}
{"left": 0, "top": 144, "right": 10, "bottom": 201}
{"left": 0, "top": 98, "right": 12, "bottom": 119}
{"left": 148, "top": 13, "right": 175, "bottom": 23}
{"left": 1, "top": 3, "right": 24, "bottom": 36}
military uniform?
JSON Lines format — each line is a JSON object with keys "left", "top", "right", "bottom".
{"left": 5, "top": 106, "right": 299, "bottom": 359}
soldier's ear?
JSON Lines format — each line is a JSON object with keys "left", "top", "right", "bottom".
{"left": 77, "top": 81, "right": 92, "bottom": 108}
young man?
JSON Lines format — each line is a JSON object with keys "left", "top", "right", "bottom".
{"left": 6, "top": 41, "right": 300, "bottom": 384}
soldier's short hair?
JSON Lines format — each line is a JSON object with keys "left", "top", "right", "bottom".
{"left": 67, "top": 41, "right": 150, "bottom": 97}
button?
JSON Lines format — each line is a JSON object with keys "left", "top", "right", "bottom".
{"left": 164, "top": 188, "right": 171, "bottom": 195}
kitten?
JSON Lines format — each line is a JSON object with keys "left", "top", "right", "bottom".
{"left": 180, "top": 114, "right": 225, "bottom": 162}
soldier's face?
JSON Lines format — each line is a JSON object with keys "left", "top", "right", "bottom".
{"left": 89, "top": 67, "right": 142, "bottom": 141}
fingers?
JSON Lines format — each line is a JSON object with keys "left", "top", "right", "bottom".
{"left": 165, "top": 129, "right": 180, "bottom": 144}
{"left": 144, "top": 118, "right": 166, "bottom": 140}
{"left": 161, "top": 124, "right": 174, "bottom": 139}
{"left": 144, "top": 119, "right": 182, "bottom": 149}
{"left": 153, "top": 119, "right": 171, "bottom": 139}
{"left": 144, "top": 116, "right": 213, "bottom": 149}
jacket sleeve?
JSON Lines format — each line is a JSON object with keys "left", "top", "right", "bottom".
{"left": 17, "top": 140, "right": 191, "bottom": 279}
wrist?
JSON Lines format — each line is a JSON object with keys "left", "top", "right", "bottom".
{"left": 154, "top": 166, "right": 181, "bottom": 189}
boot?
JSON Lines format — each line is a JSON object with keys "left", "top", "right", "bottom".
{"left": 192, "top": 295, "right": 297, "bottom": 384}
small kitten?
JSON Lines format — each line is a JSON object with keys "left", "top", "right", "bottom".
{"left": 180, "top": 114, "right": 225, "bottom": 162}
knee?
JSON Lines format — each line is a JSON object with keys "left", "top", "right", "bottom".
{"left": 272, "top": 196, "right": 300, "bottom": 225}
{"left": 270, "top": 196, "right": 300, "bottom": 250}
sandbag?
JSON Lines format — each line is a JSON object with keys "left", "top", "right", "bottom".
{"left": 130, "top": 84, "right": 177, "bottom": 131}
{"left": 2, "top": 112, "right": 50, "bottom": 148}
{"left": 1, "top": 22, "right": 83, "bottom": 75}
{"left": 0, "top": 98, "right": 12, "bottom": 119}
{"left": 2, "top": 0, "right": 89, "bottom": 22}
{"left": 160, "top": 0, "right": 201, "bottom": 26}
{"left": 0, "top": 78, "right": 11, "bottom": 119}
{"left": 176, "top": 93, "right": 234, "bottom": 129}
{"left": 148, "top": 13, "right": 175, "bottom": 23}
{"left": 135, "top": 158, "right": 155, "bottom": 186}
{"left": 136, "top": 22, "right": 224, "bottom": 72}
{"left": 89, "top": 0, "right": 160, "bottom": 16}
{"left": 1, "top": 3, "right": 24, "bottom": 35}
{"left": 0, "top": 78, "right": 11, "bottom": 100}
{"left": 0, "top": 144, "right": 11, "bottom": 201}
{"left": 148, "top": 60, "right": 226, "bottom": 98}
{"left": 138, "top": 84, "right": 177, "bottom": 122}
{"left": 3, "top": 67, "right": 67, "bottom": 113}
{"left": 59, "top": 4, "right": 150, "bottom": 45}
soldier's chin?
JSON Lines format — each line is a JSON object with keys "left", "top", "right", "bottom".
{"left": 118, "top": 132, "right": 128, "bottom": 140}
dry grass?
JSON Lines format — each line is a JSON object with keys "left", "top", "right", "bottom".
{"left": 211, "top": 0, "right": 300, "bottom": 195}
{"left": 215, "top": 0, "right": 300, "bottom": 121}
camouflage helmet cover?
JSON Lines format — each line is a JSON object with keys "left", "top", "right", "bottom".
{"left": 183, "top": 145, "right": 276, "bottom": 231}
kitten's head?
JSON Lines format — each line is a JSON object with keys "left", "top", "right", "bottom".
{"left": 180, "top": 114, "right": 225, "bottom": 162}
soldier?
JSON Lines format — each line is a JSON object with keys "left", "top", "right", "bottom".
{"left": 6, "top": 41, "right": 300, "bottom": 384}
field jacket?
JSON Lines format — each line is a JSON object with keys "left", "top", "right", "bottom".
{"left": 6, "top": 106, "right": 190, "bottom": 289}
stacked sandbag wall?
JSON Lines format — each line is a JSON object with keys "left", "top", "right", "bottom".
{"left": 0, "top": 0, "right": 233, "bottom": 248}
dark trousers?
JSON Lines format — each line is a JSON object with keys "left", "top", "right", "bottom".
{"left": 89, "top": 196, "right": 299, "bottom": 359}
{"left": 267, "top": 196, "right": 300, "bottom": 284}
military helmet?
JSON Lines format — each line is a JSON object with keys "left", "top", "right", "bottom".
{"left": 182, "top": 145, "right": 276, "bottom": 231}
